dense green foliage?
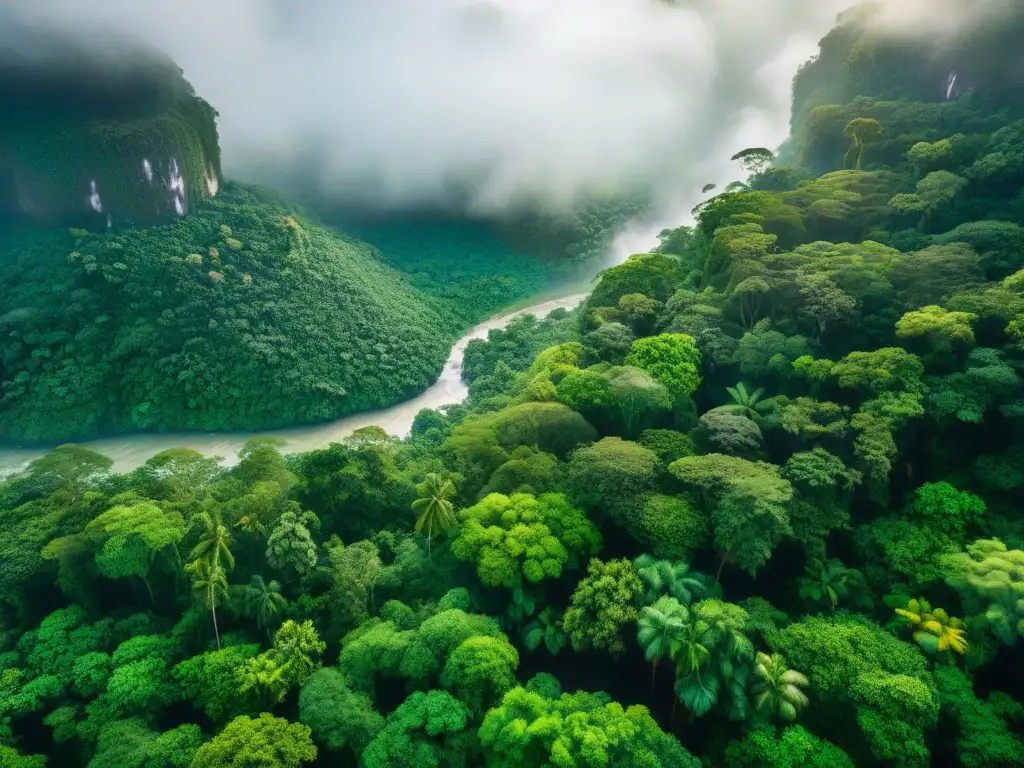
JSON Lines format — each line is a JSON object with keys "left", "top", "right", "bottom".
{"left": 5, "top": 4, "right": 1024, "bottom": 766}
{"left": 0, "top": 186, "right": 561, "bottom": 441}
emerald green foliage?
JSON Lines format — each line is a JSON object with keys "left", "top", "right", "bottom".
{"left": 637, "top": 428, "right": 696, "bottom": 464}
{"left": 624, "top": 333, "right": 702, "bottom": 399}
{"left": 298, "top": 668, "right": 383, "bottom": 755}
{"left": 634, "top": 496, "right": 708, "bottom": 562}
{"left": 440, "top": 635, "right": 519, "bottom": 715}
{"left": 462, "top": 311, "right": 579, "bottom": 385}
{"left": 566, "top": 438, "right": 659, "bottom": 535}
{"left": 237, "top": 621, "right": 325, "bottom": 706}
{"left": 798, "top": 558, "right": 865, "bottom": 611}
{"left": 479, "top": 686, "right": 697, "bottom": 767}
{"left": 673, "top": 599, "right": 754, "bottom": 720}
{"left": 412, "top": 473, "right": 457, "bottom": 557}
{"left": 0, "top": 185, "right": 563, "bottom": 441}
{"left": 0, "top": 746, "right": 47, "bottom": 768}
{"left": 933, "top": 666, "right": 1024, "bottom": 768}
{"left": 634, "top": 555, "right": 714, "bottom": 607}
{"left": 751, "top": 652, "right": 809, "bottom": 722}
{"left": 584, "top": 253, "right": 685, "bottom": 319}
{"left": 451, "top": 492, "right": 599, "bottom": 589}
{"left": 694, "top": 410, "right": 764, "bottom": 457}
{"left": 782, "top": 449, "right": 859, "bottom": 550}
{"left": 909, "top": 481, "right": 986, "bottom": 537}
{"left": 944, "top": 539, "right": 1024, "bottom": 646}
{"left": 172, "top": 643, "right": 259, "bottom": 723}
{"left": 557, "top": 364, "right": 672, "bottom": 437}
{"left": 563, "top": 558, "right": 643, "bottom": 656}
{"left": 190, "top": 713, "right": 316, "bottom": 768}
{"left": 346, "top": 220, "right": 567, "bottom": 330}
{"left": 5, "top": 8, "right": 1024, "bottom": 767}
{"left": 637, "top": 595, "right": 688, "bottom": 688}
{"left": 724, "top": 725, "right": 854, "bottom": 768}
{"left": 670, "top": 454, "right": 793, "bottom": 576}
{"left": 362, "top": 690, "right": 474, "bottom": 768}
{"left": 265, "top": 512, "right": 318, "bottom": 578}
{"left": 772, "top": 614, "right": 936, "bottom": 765}
{"left": 855, "top": 516, "right": 960, "bottom": 592}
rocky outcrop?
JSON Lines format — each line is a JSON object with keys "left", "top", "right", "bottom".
{"left": 0, "top": 17, "right": 221, "bottom": 229}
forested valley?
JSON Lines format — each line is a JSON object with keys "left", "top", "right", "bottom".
{"left": 4, "top": 2, "right": 1024, "bottom": 767}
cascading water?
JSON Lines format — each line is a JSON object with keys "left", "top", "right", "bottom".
{"left": 945, "top": 70, "right": 959, "bottom": 100}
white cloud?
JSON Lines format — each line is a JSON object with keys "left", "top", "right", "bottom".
{"left": 4, "top": 0, "right": 1007, "bottom": 224}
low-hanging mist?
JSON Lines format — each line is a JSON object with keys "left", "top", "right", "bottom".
{"left": 1, "top": 0, "right": 1015, "bottom": 218}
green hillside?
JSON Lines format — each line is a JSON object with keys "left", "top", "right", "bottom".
{"left": 0, "top": 185, "right": 553, "bottom": 441}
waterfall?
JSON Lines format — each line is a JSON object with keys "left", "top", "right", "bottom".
{"left": 87, "top": 180, "right": 103, "bottom": 213}
{"left": 945, "top": 70, "right": 959, "bottom": 100}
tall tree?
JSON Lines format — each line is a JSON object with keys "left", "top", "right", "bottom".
{"left": 944, "top": 538, "right": 1024, "bottom": 646}
{"left": 843, "top": 118, "right": 882, "bottom": 170}
{"left": 563, "top": 558, "right": 644, "bottom": 656}
{"left": 411, "top": 473, "right": 457, "bottom": 557}
{"left": 266, "top": 512, "right": 319, "bottom": 578}
{"left": 731, "top": 147, "right": 776, "bottom": 176}
{"left": 190, "top": 713, "right": 316, "bottom": 768}
{"left": 242, "top": 575, "right": 287, "bottom": 637}
{"left": 637, "top": 596, "right": 687, "bottom": 690}
{"left": 186, "top": 558, "right": 229, "bottom": 650}
{"left": 191, "top": 509, "right": 235, "bottom": 572}
{"left": 673, "top": 599, "right": 754, "bottom": 720}
{"left": 84, "top": 501, "right": 186, "bottom": 601}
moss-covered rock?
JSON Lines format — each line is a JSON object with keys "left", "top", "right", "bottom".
{"left": 0, "top": 18, "right": 220, "bottom": 229}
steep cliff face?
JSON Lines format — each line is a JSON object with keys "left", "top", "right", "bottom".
{"left": 0, "top": 18, "right": 221, "bottom": 229}
{"left": 781, "top": 2, "right": 1024, "bottom": 174}
{"left": 791, "top": 2, "right": 1024, "bottom": 127}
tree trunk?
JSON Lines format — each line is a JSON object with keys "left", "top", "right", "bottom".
{"left": 716, "top": 546, "right": 732, "bottom": 582}
{"left": 140, "top": 573, "right": 155, "bottom": 603}
{"left": 211, "top": 598, "right": 222, "bottom": 651}
{"left": 651, "top": 658, "right": 659, "bottom": 693}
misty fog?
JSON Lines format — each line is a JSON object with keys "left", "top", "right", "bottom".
{"left": 1, "top": 0, "right": 1011, "bottom": 224}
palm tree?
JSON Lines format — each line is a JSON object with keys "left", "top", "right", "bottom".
{"left": 798, "top": 557, "right": 862, "bottom": 611}
{"left": 186, "top": 558, "right": 229, "bottom": 650}
{"left": 671, "top": 619, "right": 711, "bottom": 723}
{"left": 752, "top": 652, "right": 809, "bottom": 722}
{"left": 191, "top": 509, "right": 235, "bottom": 571}
{"left": 244, "top": 575, "right": 287, "bottom": 637}
{"left": 412, "top": 473, "right": 457, "bottom": 557}
{"left": 709, "top": 383, "right": 766, "bottom": 421}
{"left": 673, "top": 599, "right": 754, "bottom": 720}
{"left": 637, "top": 596, "right": 687, "bottom": 690}
{"left": 895, "top": 598, "right": 969, "bottom": 656}
{"left": 634, "top": 555, "right": 715, "bottom": 607}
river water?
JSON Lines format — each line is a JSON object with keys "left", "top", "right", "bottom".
{"left": 0, "top": 294, "right": 586, "bottom": 476}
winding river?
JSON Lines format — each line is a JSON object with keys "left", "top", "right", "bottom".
{"left": 0, "top": 294, "right": 587, "bottom": 476}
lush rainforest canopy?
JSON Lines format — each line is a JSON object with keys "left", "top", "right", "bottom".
{"left": 0, "top": 186, "right": 563, "bottom": 442}
{"left": 3, "top": 2, "right": 1024, "bottom": 767}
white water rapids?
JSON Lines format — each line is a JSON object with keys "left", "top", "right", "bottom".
{"left": 0, "top": 293, "right": 587, "bottom": 476}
